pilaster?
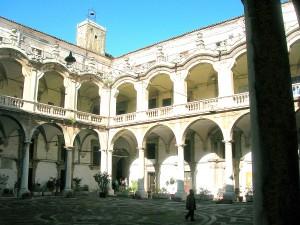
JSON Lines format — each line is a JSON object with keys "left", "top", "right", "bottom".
{"left": 100, "top": 149, "right": 107, "bottom": 173}
{"left": 135, "top": 147, "right": 147, "bottom": 198}
{"left": 107, "top": 149, "right": 114, "bottom": 195}
{"left": 213, "top": 59, "right": 235, "bottom": 107}
{"left": 100, "top": 87, "right": 111, "bottom": 117}
{"left": 134, "top": 81, "right": 148, "bottom": 120}
{"left": 64, "top": 146, "right": 73, "bottom": 193}
{"left": 175, "top": 144, "right": 187, "bottom": 200}
{"left": 222, "top": 139, "right": 235, "bottom": 202}
{"left": 22, "top": 66, "right": 38, "bottom": 111}
{"left": 19, "top": 140, "right": 31, "bottom": 197}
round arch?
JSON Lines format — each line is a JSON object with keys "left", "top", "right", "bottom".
{"left": 181, "top": 117, "right": 223, "bottom": 144}
{"left": 142, "top": 124, "right": 177, "bottom": 148}
{"left": 181, "top": 55, "right": 216, "bottom": 80}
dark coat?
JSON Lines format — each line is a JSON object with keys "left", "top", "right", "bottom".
{"left": 186, "top": 194, "right": 196, "bottom": 210}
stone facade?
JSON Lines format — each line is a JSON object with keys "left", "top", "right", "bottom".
{"left": 0, "top": 2, "right": 299, "bottom": 200}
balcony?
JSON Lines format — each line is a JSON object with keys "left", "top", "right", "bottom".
{"left": 0, "top": 96, "right": 107, "bottom": 126}
{"left": 1, "top": 83, "right": 300, "bottom": 127}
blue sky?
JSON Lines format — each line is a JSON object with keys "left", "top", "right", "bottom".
{"left": 0, "top": 0, "right": 244, "bottom": 57}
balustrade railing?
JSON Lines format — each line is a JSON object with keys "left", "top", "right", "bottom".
{"left": 186, "top": 98, "right": 218, "bottom": 112}
{"left": 146, "top": 106, "right": 173, "bottom": 118}
{"left": 75, "top": 111, "right": 104, "bottom": 124}
{"left": 0, "top": 95, "right": 24, "bottom": 109}
{"left": 113, "top": 112, "right": 136, "bottom": 124}
{"left": 36, "top": 102, "right": 66, "bottom": 117}
{"left": 2, "top": 84, "right": 300, "bottom": 127}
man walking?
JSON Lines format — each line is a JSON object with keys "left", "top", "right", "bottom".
{"left": 185, "top": 189, "right": 196, "bottom": 221}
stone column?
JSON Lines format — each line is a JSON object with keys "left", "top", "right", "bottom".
{"left": 222, "top": 140, "right": 235, "bottom": 202}
{"left": 100, "top": 149, "right": 107, "bottom": 173}
{"left": 107, "top": 149, "right": 114, "bottom": 195}
{"left": 22, "top": 67, "right": 38, "bottom": 111}
{"left": 172, "top": 72, "right": 187, "bottom": 114}
{"left": 19, "top": 140, "right": 31, "bottom": 196}
{"left": 100, "top": 87, "right": 111, "bottom": 117}
{"left": 190, "top": 162, "right": 197, "bottom": 192}
{"left": 242, "top": 1, "right": 300, "bottom": 224}
{"left": 134, "top": 82, "right": 148, "bottom": 120}
{"left": 64, "top": 147, "right": 73, "bottom": 193}
{"left": 63, "top": 78, "right": 77, "bottom": 110}
{"left": 213, "top": 60, "right": 234, "bottom": 97}
{"left": 136, "top": 147, "right": 147, "bottom": 198}
{"left": 213, "top": 60, "right": 235, "bottom": 108}
{"left": 154, "top": 163, "right": 161, "bottom": 192}
{"left": 108, "top": 88, "right": 118, "bottom": 117}
{"left": 175, "top": 144, "right": 186, "bottom": 200}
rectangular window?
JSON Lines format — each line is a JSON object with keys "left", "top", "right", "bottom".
{"left": 162, "top": 98, "right": 172, "bottom": 107}
{"left": 184, "top": 140, "right": 191, "bottom": 162}
{"left": 146, "top": 143, "right": 156, "bottom": 159}
{"left": 116, "top": 101, "right": 127, "bottom": 115}
{"left": 148, "top": 98, "right": 157, "bottom": 109}
{"left": 92, "top": 146, "right": 100, "bottom": 166}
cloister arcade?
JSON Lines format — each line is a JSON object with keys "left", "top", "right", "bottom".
{"left": 0, "top": 3, "right": 299, "bottom": 200}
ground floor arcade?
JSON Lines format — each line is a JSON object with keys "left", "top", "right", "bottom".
{"left": 0, "top": 107, "right": 299, "bottom": 200}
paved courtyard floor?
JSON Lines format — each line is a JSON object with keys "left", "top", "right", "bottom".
{"left": 0, "top": 195, "right": 253, "bottom": 225}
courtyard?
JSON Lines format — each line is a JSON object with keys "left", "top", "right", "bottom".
{"left": 0, "top": 195, "right": 253, "bottom": 225}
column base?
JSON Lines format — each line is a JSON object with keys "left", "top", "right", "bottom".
{"left": 222, "top": 184, "right": 235, "bottom": 203}
{"left": 18, "top": 188, "right": 30, "bottom": 198}
{"left": 174, "top": 191, "right": 187, "bottom": 201}
{"left": 107, "top": 188, "right": 115, "bottom": 196}
{"left": 63, "top": 189, "right": 74, "bottom": 197}
{"left": 135, "top": 190, "right": 148, "bottom": 199}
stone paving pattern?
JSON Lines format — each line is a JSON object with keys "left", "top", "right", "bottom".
{"left": 0, "top": 195, "right": 253, "bottom": 225}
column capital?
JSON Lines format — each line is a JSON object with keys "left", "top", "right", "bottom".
{"left": 136, "top": 147, "right": 145, "bottom": 151}
{"left": 222, "top": 139, "right": 234, "bottom": 144}
{"left": 175, "top": 144, "right": 186, "bottom": 148}
{"left": 24, "top": 139, "right": 31, "bottom": 144}
{"left": 64, "top": 146, "right": 74, "bottom": 151}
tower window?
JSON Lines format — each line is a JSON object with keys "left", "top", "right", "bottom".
{"left": 95, "top": 35, "right": 98, "bottom": 39}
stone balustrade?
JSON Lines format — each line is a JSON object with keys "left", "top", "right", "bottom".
{"left": 1, "top": 85, "right": 300, "bottom": 127}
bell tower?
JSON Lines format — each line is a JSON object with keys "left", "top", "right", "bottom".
{"left": 76, "top": 11, "right": 106, "bottom": 55}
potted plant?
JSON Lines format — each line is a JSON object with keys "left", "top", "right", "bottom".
{"left": 72, "top": 177, "right": 82, "bottom": 192}
{"left": 93, "top": 171, "right": 110, "bottom": 197}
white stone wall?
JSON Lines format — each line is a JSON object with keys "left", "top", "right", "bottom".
{"left": 73, "top": 164, "right": 99, "bottom": 191}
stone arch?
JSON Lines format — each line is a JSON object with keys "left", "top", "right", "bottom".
{"left": 73, "top": 128, "right": 100, "bottom": 166}
{"left": 142, "top": 124, "right": 177, "bottom": 149}
{"left": 0, "top": 49, "right": 29, "bottom": 98}
{"left": 0, "top": 114, "right": 28, "bottom": 189}
{"left": 184, "top": 61, "right": 218, "bottom": 101}
{"left": 110, "top": 128, "right": 139, "bottom": 189}
{"left": 76, "top": 76, "right": 101, "bottom": 114}
{"left": 112, "top": 77, "right": 136, "bottom": 90}
{"left": 145, "top": 72, "right": 174, "bottom": 109}
{"left": 143, "top": 68, "right": 173, "bottom": 87}
{"left": 78, "top": 73, "right": 103, "bottom": 87}
{"left": 286, "top": 29, "right": 300, "bottom": 51}
{"left": 229, "top": 112, "right": 251, "bottom": 198}
{"left": 0, "top": 47, "right": 29, "bottom": 66}
{"left": 143, "top": 65, "right": 173, "bottom": 82}
{"left": 230, "top": 47, "right": 247, "bottom": 68}
{"left": 110, "top": 128, "right": 138, "bottom": 152}
{"left": 39, "top": 62, "right": 69, "bottom": 79}
{"left": 115, "top": 82, "right": 137, "bottom": 114}
{"left": 229, "top": 111, "right": 251, "bottom": 139}
{"left": 182, "top": 56, "right": 216, "bottom": 80}
{"left": 181, "top": 117, "right": 222, "bottom": 144}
